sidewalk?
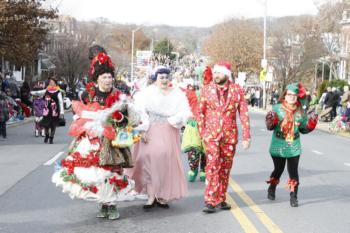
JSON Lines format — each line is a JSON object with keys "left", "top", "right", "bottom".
{"left": 6, "top": 109, "right": 72, "bottom": 128}
{"left": 248, "top": 106, "right": 350, "bottom": 138}
{"left": 6, "top": 117, "right": 35, "bottom": 128}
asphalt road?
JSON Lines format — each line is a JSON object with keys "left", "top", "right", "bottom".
{"left": 0, "top": 112, "right": 349, "bottom": 233}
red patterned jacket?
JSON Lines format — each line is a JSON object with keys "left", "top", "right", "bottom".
{"left": 198, "top": 81, "right": 250, "bottom": 144}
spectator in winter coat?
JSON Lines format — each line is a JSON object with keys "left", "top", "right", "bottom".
{"left": 6, "top": 76, "right": 20, "bottom": 99}
{"left": 331, "top": 87, "right": 340, "bottom": 119}
{"left": 324, "top": 87, "right": 336, "bottom": 119}
{"left": 33, "top": 94, "right": 46, "bottom": 137}
{"left": 20, "top": 81, "right": 32, "bottom": 107}
{"left": 341, "top": 86, "right": 350, "bottom": 114}
{"left": 31, "top": 77, "right": 64, "bottom": 144}
{"left": 324, "top": 87, "right": 334, "bottom": 108}
{"left": 0, "top": 93, "right": 9, "bottom": 140}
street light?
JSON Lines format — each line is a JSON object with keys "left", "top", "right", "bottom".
{"left": 131, "top": 27, "right": 141, "bottom": 80}
{"left": 262, "top": 0, "right": 268, "bottom": 109}
{"left": 263, "top": 0, "right": 267, "bottom": 62}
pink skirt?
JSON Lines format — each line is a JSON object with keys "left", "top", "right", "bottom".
{"left": 127, "top": 123, "right": 188, "bottom": 202}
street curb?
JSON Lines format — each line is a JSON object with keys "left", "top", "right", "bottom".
{"left": 7, "top": 109, "right": 72, "bottom": 128}
{"left": 7, "top": 118, "right": 34, "bottom": 128}
{"left": 248, "top": 107, "right": 350, "bottom": 139}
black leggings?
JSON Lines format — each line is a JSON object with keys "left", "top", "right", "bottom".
{"left": 0, "top": 121, "right": 6, "bottom": 138}
{"left": 44, "top": 125, "right": 56, "bottom": 137}
{"left": 270, "top": 155, "right": 300, "bottom": 182}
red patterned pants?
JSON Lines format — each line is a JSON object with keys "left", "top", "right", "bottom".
{"left": 204, "top": 141, "right": 236, "bottom": 206}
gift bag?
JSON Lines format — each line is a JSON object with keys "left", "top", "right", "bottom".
{"left": 181, "top": 120, "right": 202, "bottom": 153}
{"left": 111, "top": 128, "right": 134, "bottom": 148}
{"left": 99, "top": 137, "right": 133, "bottom": 167}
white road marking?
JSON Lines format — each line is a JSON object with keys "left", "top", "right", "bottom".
{"left": 260, "top": 129, "right": 266, "bottom": 132}
{"left": 44, "top": 151, "right": 64, "bottom": 165}
{"left": 311, "top": 150, "right": 323, "bottom": 155}
{"left": 344, "top": 163, "right": 350, "bottom": 167}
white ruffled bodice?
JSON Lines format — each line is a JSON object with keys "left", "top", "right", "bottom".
{"left": 133, "top": 85, "right": 191, "bottom": 131}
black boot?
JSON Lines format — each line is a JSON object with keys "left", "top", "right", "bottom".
{"left": 266, "top": 177, "right": 279, "bottom": 200}
{"left": 44, "top": 136, "right": 49, "bottom": 143}
{"left": 287, "top": 179, "right": 299, "bottom": 207}
{"left": 290, "top": 192, "right": 298, "bottom": 207}
{"left": 49, "top": 137, "right": 53, "bottom": 144}
{"left": 218, "top": 202, "right": 231, "bottom": 210}
{"left": 267, "top": 185, "right": 277, "bottom": 200}
{"left": 203, "top": 204, "right": 216, "bottom": 213}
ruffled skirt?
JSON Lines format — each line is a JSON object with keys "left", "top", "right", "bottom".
{"left": 52, "top": 136, "right": 134, "bottom": 204}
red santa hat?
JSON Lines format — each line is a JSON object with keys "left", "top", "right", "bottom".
{"left": 212, "top": 61, "right": 232, "bottom": 78}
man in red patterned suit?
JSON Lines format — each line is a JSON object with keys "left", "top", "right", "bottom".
{"left": 198, "top": 61, "right": 251, "bottom": 213}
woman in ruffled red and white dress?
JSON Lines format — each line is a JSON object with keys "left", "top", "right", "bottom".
{"left": 52, "top": 52, "right": 136, "bottom": 220}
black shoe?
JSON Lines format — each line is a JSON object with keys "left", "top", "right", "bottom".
{"left": 44, "top": 136, "right": 49, "bottom": 143}
{"left": 290, "top": 193, "right": 298, "bottom": 207}
{"left": 143, "top": 200, "right": 156, "bottom": 210}
{"left": 267, "top": 185, "right": 276, "bottom": 200}
{"left": 218, "top": 202, "right": 231, "bottom": 210}
{"left": 156, "top": 200, "right": 169, "bottom": 209}
{"left": 49, "top": 137, "right": 53, "bottom": 144}
{"left": 202, "top": 204, "right": 216, "bottom": 213}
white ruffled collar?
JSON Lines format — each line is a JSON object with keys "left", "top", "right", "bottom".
{"left": 140, "top": 85, "right": 185, "bottom": 116}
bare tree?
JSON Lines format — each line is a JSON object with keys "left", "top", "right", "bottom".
{"left": 52, "top": 35, "right": 89, "bottom": 88}
{"left": 314, "top": 0, "right": 345, "bottom": 33}
{"left": 203, "top": 19, "right": 263, "bottom": 75}
{"left": 269, "top": 16, "right": 326, "bottom": 90}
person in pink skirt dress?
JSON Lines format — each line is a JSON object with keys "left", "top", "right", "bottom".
{"left": 128, "top": 65, "right": 191, "bottom": 210}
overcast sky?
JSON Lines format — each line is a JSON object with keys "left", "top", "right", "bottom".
{"left": 54, "top": 0, "right": 321, "bottom": 27}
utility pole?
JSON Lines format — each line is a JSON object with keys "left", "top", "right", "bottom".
{"left": 131, "top": 27, "right": 140, "bottom": 81}
{"left": 322, "top": 60, "right": 325, "bottom": 82}
{"left": 167, "top": 39, "right": 170, "bottom": 54}
{"left": 263, "top": 0, "right": 267, "bottom": 62}
{"left": 314, "top": 62, "right": 318, "bottom": 92}
{"left": 262, "top": 0, "right": 268, "bottom": 109}
{"left": 150, "top": 38, "right": 154, "bottom": 51}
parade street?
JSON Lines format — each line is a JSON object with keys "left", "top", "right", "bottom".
{"left": 0, "top": 111, "right": 349, "bottom": 233}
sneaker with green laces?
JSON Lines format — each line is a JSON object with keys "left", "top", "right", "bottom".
{"left": 187, "top": 170, "right": 198, "bottom": 182}
{"left": 108, "top": 205, "right": 120, "bottom": 220}
{"left": 96, "top": 204, "right": 108, "bottom": 218}
{"left": 199, "top": 171, "right": 206, "bottom": 182}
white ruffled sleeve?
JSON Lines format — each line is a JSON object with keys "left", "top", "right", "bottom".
{"left": 133, "top": 91, "right": 150, "bottom": 132}
{"left": 167, "top": 89, "right": 192, "bottom": 128}
{"left": 58, "top": 91, "right": 64, "bottom": 115}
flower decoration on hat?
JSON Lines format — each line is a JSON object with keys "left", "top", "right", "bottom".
{"left": 88, "top": 52, "right": 115, "bottom": 80}
{"left": 286, "top": 82, "right": 307, "bottom": 107}
{"left": 96, "top": 52, "right": 114, "bottom": 68}
{"left": 297, "top": 82, "right": 306, "bottom": 99}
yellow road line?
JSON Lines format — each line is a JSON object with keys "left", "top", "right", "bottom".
{"left": 226, "top": 193, "right": 259, "bottom": 233}
{"left": 229, "top": 178, "right": 283, "bottom": 233}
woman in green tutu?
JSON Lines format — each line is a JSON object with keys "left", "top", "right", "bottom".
{"left": 181, "top": 66, "right": 212, "bottom": 182}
